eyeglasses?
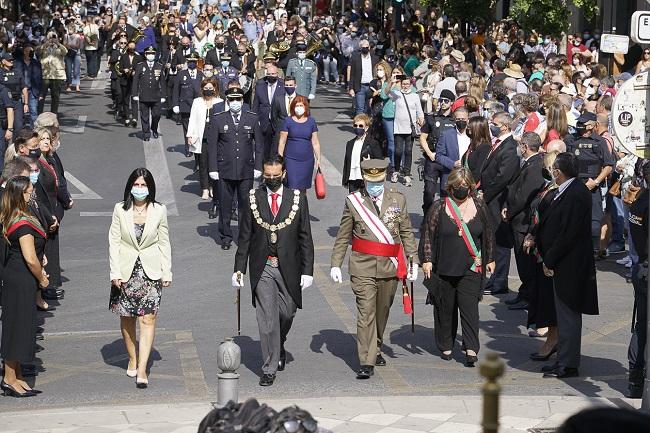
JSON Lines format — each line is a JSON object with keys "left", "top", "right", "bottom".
{"left": 282, "top": 419, "right": 318, "bottom": 433}
{"left": 353, "top": 123, "right": 366, "bottom": 127}
{"left": 439, "top": 98, "right": 451, "bottom": 104}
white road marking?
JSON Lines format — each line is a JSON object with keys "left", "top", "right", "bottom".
{"left": 333, "top": 113, "right": 352, "bottom": 121}
{"left": 319, "top": 154, "right": 342, "bottom": 186}
{"left": 143, "top": 135, "right": 180, "bottom": 216}
{"left": 80, "top": 211, "right": 113, "bottom": 217}
{"left": 66, "top": 171, "right": 102, "bottom": 200}
{"left": 61, "top": 115, "right": 87, "bottom": 134}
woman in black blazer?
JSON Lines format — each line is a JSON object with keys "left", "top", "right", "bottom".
{"left": 461, "top": 116, "right": 492, "bottom": 183}
{"left": 342, "top": 114, "right": 385, "bottom": 193}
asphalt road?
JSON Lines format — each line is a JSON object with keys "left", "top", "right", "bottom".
{"left": 0, "top": 70, "right": 638, "bottom": 412}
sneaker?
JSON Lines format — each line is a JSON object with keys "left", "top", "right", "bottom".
{"left": 616, "top": 256, "right": 632, "bottom": 266}
{"left": 404, "top": 176, "right": 412, "bottom": 187}
{"left": 390, "top": 172, "right": 398, "bottom": 183}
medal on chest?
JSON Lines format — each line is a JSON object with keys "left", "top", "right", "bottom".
{"left": 249, "top": 189, "right": 300, "bottom": 244}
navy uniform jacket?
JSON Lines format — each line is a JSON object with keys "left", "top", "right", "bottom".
{"left": 0, "top": 67, "right": 26, "bottom": 103}
{"left": 215, "top": 66, "right": 240, "bottom": 98}
{"left": 206, "top": 110, "right": 263, "bottom": 180}
{"left": 0, "top": 84, "right": 14, "bottom": 127}
{"left": 132, "top": 61, "right": 165, "bottom": 102}
{"left": 171, "top": 69, "right": 203, "bottom": 113}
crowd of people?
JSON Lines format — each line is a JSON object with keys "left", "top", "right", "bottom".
{"left": 0, "top": 0, "right": 647, "bottom": 404}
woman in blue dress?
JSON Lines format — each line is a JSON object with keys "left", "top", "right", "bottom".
{"left": 277, "top": 95, "right": 321, "bottom": 190}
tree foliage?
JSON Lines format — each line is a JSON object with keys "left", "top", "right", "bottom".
{"left": 511, "top": 0, "right": 599, "bottom": 37}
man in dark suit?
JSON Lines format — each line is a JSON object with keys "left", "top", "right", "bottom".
{"left": 204, "top": 34, "right": 242, "bottom": 70}
{"left": 172, "top": 52, "right": 204, "bottom": 156}
{"left": 232, "top": 154, "right": 314, "bottom": 386}
{"left": 502, "top": 132, "right": 546, "bottom": 310}
{"left": 252, "top": 64, "right": 285, "bottom": 158}
{"left": 206, "top": 87, "right": 263, "bottom": 249}
{"left": 537, "top": 152, "right": 599, "bottom": 378}
{"left": 117, "top": 40, "right": 142, "bottom": 127}
{"left": 132, "top": 46, "right": 165, "bottom": 142}
{"left": 270, "top": 76, "right": 297, "bottom": 152}
{"left": 435, "top": 107, "right": 469, "bottom": 191}
{"left": 480, "top": 111, "right": 520, "bottom": 295}
{"left": 346, "top": 39, "right": 378, "bottom": 115}
{"left": 171, "top": 37, "right": 194, "bottom": 72}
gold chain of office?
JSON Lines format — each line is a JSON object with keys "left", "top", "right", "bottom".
{"left": 249, "top": 189, "right": 300, "bottom": 244}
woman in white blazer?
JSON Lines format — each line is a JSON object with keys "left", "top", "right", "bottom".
{"left": 109, "top": 168, "right": 172, "bottom": 389}
{"left": 186, "top": 78, "right": 223, "bottom": 200}
{"left": 393, "top": 76, "right": 424, "bottom": 187}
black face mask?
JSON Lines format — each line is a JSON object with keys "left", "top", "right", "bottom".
{"left": 455, "top": 119, "right": 467, "bottom": 131}
{"left": 360, "top": 47, "right": 369, "bottom": 55}
{"left": 265, "top": 176, "right": 283, "bottom": 192}
{"left": 452, "top": 186, "right": 469, "bottom": 201}
{"left": 542, "top": 168, "right": 553, "bottom": 182}
{"left": 266, "top": 75, "right": 277, "bottom": 84}
{"left": 182, "top": 44, "right": 190, "bottom": 49}
{"left": 203, "top": 89, "right": 215, "bottom": 97}
{"left": 28, "top": 148, "right": 41, "bottom": 159}
{"left": 215, "top": 42, "right": 225, "bottom": 49}
{"left": 237, "top": 50, "right": 245, "bottom": 56}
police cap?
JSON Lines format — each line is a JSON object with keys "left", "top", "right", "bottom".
{"left": 186, "top": 52, "right": 200, "bottom": 62}
{"left": 439, "top": 89, "right": 456, "bottom": 102}
{"left": 263, "top": 52, "right": 278, "bottom": 61}
{"left": 221, "top": 51, "right": 232, "bottom": 60}
{"left": 361, "top": 159, "right": 388, "bottom": 182}
{"left": 296, "top": 42, "right": 308, "bottom": 51}
{"left": 225, "top": 87, "right": 244, "bottom": 99}
{"left": 143, "top": 46, "right": 156, "bottom": 55}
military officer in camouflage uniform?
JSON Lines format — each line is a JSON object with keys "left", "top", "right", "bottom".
{"left": 330, "top": 159, "right": 419, "bottom": 380}
{"left": 285, "top": 43, "right": 318, "bottom": 100}
{"left": 132, "top": 46, "right": 165, "bottom": 141}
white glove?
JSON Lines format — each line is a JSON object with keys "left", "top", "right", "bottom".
{"left": 253, "top": 169, "right": 262, "bottom": 179}
{"left": 308, "top": 93, "right": 315, "bottom": 100}
{"left": 173, "top": 105, "right": 180, "bottom": 114}
{"left": 132, "top": 96, "right": 139, "bottom": 101}
{"left": 330, "top": 267, "right": 342, "bottom": 283}
{"left": 407, "top": 263, "right": 418, "bottom": 282}
{"left": 209, "top": 171, "right": 219, "bottom": 180}
{"left": 161, "top": 98, "right": 166, "bottom": 103}
{"left": 300, "top": 275, "right": 313, "bottom": 289}
{"left": 231, "top": 272, "right": 244, "bottom": 287}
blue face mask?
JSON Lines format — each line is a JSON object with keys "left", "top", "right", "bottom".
{"left": 366, "top": 181, "right": 384, "bottom": 198}
{"left": 187, "top": 62, "right": 197, "bottom": 70}
{"left": 222, "top": 61, "right": 229, "bottom": 67}
{"left": 285, "top": 86, "right": 296, "bottom": 95}
{"left": 29, "top": 170, "right": 39, "bottom": 184}
{"left": 229, "top": 101, "right": 242, "bottom": 113}
{"left": 131, "top": 186, "right": 149, "bottom": 201}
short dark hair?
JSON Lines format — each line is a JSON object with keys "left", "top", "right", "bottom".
{"left": 13, "top": 128, "right": 38, "bottom": 152}
{"left": 122, "top": 167, "right": 158, "bottom": 210}
{"left": 284, "top": 75, "right": 296, "bottom": 84}
{"left": 554, "top": 152, "right": 578, "bottom": 178}
{"left": 263, "top": 154, "right": 284, "bottom": 169}
{"left": 521, "top": 132, "right": 541, "bottom": 151}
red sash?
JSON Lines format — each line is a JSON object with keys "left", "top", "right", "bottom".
{"left": 351, "top": 237, "right": 407, "bottom": 279}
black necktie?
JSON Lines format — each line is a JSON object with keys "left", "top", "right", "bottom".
{"left": 233, "top": 115, "right": 240, "bottom": 127}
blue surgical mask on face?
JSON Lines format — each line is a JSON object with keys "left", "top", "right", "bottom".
{"left": 29, "top": 171, "right": 39, "bottom": 184}
{"left": 222, "top": 60, "right": 229, "bottom": 67}
{"left": 229, "top": 101, "right": 242, "bottom": 113}
{"left": 285, "top": 86, "right": 295, "bottom": 95}
{"left": 366, "top": 181, "right": 384, "bottom": 198}
{"left": 187, "top": 61, "right": 197, "bottom": 70}
{"left": 131, "top": 186, "right": 149, "bottom": 201}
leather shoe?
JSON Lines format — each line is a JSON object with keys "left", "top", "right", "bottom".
{"left": 507, "top": 300, "right": 530, "bottom": 310}
{"left": 143, "top": 136, "right": 150, "bottom": 142}
{"left": 375, "top": 354, "right": 386, "bottom": 366}
{"left": 259, "top": 373, "right": 276, "bottom": 386}
{"left": 152, "top": 132, "right": 159, "bottom": 139}
{"left": 529, "top": 347, "right": 557, "bottom": 361}
{"left": 541, "top": 363, "right": 559, "bottom": 373}
{"left": 483, "top": 286, "right": 509, "bottom": 295}
{"left": 543, "top": 366, "right": 579, "bottom": 378}
{"left": 208, "top": 204, "right": 219, "bottom": 219}
{"left": 278, "top": 348, "right": 286, "bottom": 371}
{"left": 42, "top": 289, "right": 64, "bottom": 301}
{"left": 356, "top": 365, "right": 374, "bottom": 379}
{"left": 221, "top": 243, "right": 231, "bottom": 250}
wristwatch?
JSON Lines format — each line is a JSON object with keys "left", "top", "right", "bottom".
{"left": 7, "top": 128, "right": 13, "bottom": 131}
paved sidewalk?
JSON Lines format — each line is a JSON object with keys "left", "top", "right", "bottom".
{"left": 0, "top": 395, "right": 641, "bottom": 433}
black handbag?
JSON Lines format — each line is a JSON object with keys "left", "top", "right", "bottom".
{"left": 402, "top": 93, "right": 421, "bottom": 139}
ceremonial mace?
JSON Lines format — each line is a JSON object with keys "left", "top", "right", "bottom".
{"left": 410, "top": 257, "right": 415, "bottom": 334}
{"left": 236, "top": 271, "right": 242, "bottom": 335}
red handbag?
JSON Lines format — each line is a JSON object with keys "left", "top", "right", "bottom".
{"left": 314, "top": 166, "right": 326, "bottom": 200}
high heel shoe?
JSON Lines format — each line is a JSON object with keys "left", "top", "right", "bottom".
{"left": 1, "top": 381, "right": 37, "bottom": 398}
{"left": 465, "top": 354, "right": 478, "bottom": 367}
{"left": 529, "top": 347, "right": 557, "bottom": 361}
{"left": 136, "top": 377, "right": 148, "bottom": 389}
{"left": 126, "top": 369, "right": 137, "bottom": 378}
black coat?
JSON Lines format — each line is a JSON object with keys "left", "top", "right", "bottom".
{"left": 270, "top": 93, "right": 291, "bottom": 142}
{"left": 50, "top": 153, "right": 71, "bottom": 220}
{"left": 117, "top": 52, "right": 142, "bottom": 86}
{"left": 171, "top": 69, "right": 203, "bottom": 113}
{"left": 537, "top": 179, "right": 599, "bottom": 315}
{"left": 251, "top": 79, "right": 285, "bottom": 131}
{"left": 132, "top": 61, "right": 165, "bottom": 102}
{"left": 505, "top": 153, "right": 545, "bottom": 234}
{"left": 204, "top": 48, "right": 242, "bottom": 70}
{"left": 480, "top": 135, "right": 519, "bottom": 223}
{"left": 235, "top": 186, "right": 314, "bottom": 309}
{"left": 461, "top": 143, "right": 490, "bottom": 183}
{"left": 206, "top": 110, "right": 263, "bottom": 180}
{"left": 348, "top": 52, "right": 379, "bottom": 92}
{"left": 342, "top": 135, "right": 384, "bottom": 187}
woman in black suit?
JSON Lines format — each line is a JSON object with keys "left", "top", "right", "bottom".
{"left": 461, "top": 117, "right": 491, "bottom": 182}
{"left": 342, "top": 114, "right": 384, "bottom": 193}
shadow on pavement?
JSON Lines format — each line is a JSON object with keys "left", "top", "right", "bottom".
{"left": 100, "top": 338, "right": 162, "bottom": 374}
{"left": 309, "top": 329, "right": 358, "bottom": 372}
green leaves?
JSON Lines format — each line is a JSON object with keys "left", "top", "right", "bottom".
{"left": 511, "top": 0, "right": 598, "bottom": 37}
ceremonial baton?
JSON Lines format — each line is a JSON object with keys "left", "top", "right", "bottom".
{"left": 410, "top": 257, "right": 415, "bottom": 334}
{"left": 236, "top": 271, "right": 242, "bottom": 336}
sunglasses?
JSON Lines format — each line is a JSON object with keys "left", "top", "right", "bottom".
{"left": 282, "top": 419, "right": 317, "bottom": 433}
{"left": 439, "top": 98, "right": 451, "bottom": 104}
{"left": 203, "top": 87, "right": 214, "bottom": 91}
{"left": 353, "top": 123, "right": 366, "bottom": 127}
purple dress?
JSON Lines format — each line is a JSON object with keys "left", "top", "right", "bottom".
{"left": 282, "top": 116, "right": 318, "bottom": 189}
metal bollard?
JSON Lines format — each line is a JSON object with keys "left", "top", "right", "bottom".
{"left": 480, "top": 352, "right": 505, "bottom": 433}
{"left": 216, "top": 338, "right": 241, "bottom": 408}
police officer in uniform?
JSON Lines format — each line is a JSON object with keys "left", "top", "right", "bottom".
{"left": 419, "top": 89, "right": 456, "bottom": 214}
{"left": 565, "top": 112, "right": 614, "bottom": 249}
{"left": 207, "top": 87, "right": 263, "bottom": 250}
{"left": 285, "top": 43, "right": 318, "bottom": 100}
{"left": 132, "top": 46, "right": 165, "bottom": 142}
{"left": 0, "top": 52, "right": 28, "bottom": 132}
{"left": 172, "top": 52, "right": 204, "bottom": 156}
{"left": 109, "top": 36, "right": 127, "bottom": 121}
{"left": 0, "top": 82, "right": 15, "bottom": 167}
{"left": 330, "top": 159, "right": 419, "bottom": 379}
{"left": 214, "top": 52, "right": 239, "bottom": 99}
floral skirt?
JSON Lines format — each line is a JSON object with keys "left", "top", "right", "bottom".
{"left": 109, "top": 258, "right": 162, "bottom": 317}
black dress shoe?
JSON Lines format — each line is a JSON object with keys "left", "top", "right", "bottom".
{"left": 529, "top": 347, "right": 557, "bottom": 361}
{"left": 543, "top": 366, "right": 579, "bottom": 378}
{"left": 507, "top": 300, "right": 530, "bottom": 310}
{"left": 259, "top": 373, "right": 276, "bottom": 386}
{"left": 278, "top": 348, "right": 286, "bottom": 371}
{"left": 37, "top": 305, "right": 54, "bottom": 312}
{"left": 440, "top": 352, "right": 453, "bottom": 361}
{"left": 356, "top": 365, "right": 374, "bottom": 379}
{"left": 131, "top": 119, "right": 138, "bottom": 127}
{"left": 465, "top": 354, "right": 478, "bottom": 367}
{"left": 541, "top": 363, "right": 559, "bottom": 373}
{"left": 483, "top": 287, "right": 509, "bottom": 295}
{"left": 152, "top": 131, "right": 159, "bottom": 139}
{"left": 221, "top": 243, "right": 231, "bottom": 250}
{"left": 41, "top": 290, "right": 63, "bottom": 301}
{"left": 375, "top": 354, "right": 386, "bottom": 366}
{"left": 208, "top": 204, "right": 219, "bottom": 219}
{"left": 143, "top": 136, "right": 150, "bottom": 142}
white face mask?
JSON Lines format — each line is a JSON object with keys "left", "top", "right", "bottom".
{"left": 297, "top": 52, "right": 306, "bottom": 60}
{"left": 146, "top": 54, "right": 155, "bottom": 61}
{"left": 376, "top": 69, "right": 385, "bottom": 78}
{"left": 295, "top": 106, "right": 305, "bottom": 116}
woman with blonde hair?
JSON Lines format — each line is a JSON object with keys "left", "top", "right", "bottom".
{"left": 468, "top": 75, "right": 486, "bottom": 103}
{"left": 420, "top": 167, "right": 495, "bottom": 367}
{"left": 543, "top": 103, "right": 568, "bottom": 150}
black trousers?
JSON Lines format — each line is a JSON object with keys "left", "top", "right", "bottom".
{"left": 111, "top": 78, "right": 122, "bottom": 112}
{"left": 218, "top": 178, "right": 253, "bottom": 244}
{"left": 181, "top": 112, "right": 191, "bottom": 153}
{"left": 628, "top": 263, "right": 647, "bottom": 373}
{"left": 433, "top": 271, "right": 481, "bottom": 353}
{"left": 512, "top": 229, "right": 535, "bottom": 301}
{"left": 196, "top": 144, "right": 210, "bottom": 190}
{"left": 139, "top": 100, "right": 161, "bottom": 139}
{"left": 394, "top": 133, "right": 413, "bottom": 176}
{"left": 120, "top": 82, "right": 138, "bottom": 121}
{"left": 423, "top": 179, "right": 438, "bottom": 215}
